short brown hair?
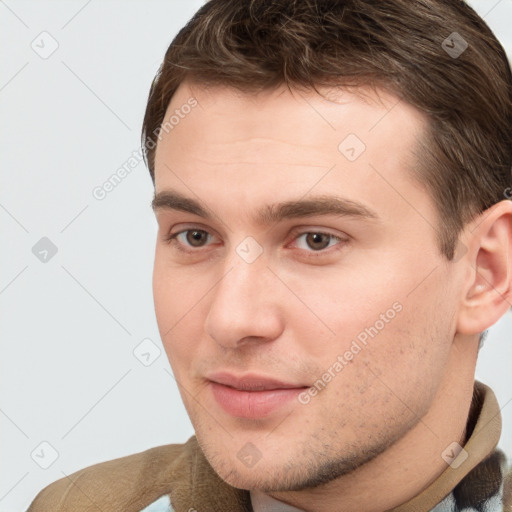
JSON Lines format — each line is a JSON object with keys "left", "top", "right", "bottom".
{"left": 141, "top": 0, "right": 512, "bottom": 259}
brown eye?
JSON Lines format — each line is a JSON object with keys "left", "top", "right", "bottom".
{"left": 185, "top": 230, "right": 210, "bottom": 247}
{"left": 290, "top": 230, "right": 346, "bottom": 256}
{"left": 305, "top": 233, "right": 332, "bottom": 251}
{"left": 164, "top": 229, "right": 213, "bottom": 249}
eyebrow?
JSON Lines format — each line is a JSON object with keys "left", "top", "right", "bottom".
{"left": 151, "top": 189, "right": 380, "bottom": 225}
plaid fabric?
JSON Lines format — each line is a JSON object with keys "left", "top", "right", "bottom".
{"left": 430, "top": 449, "right": 511, "bottom": 511}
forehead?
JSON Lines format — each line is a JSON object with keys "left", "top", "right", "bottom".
{"left": 154, "top": 80, "right": 426, "bottom": 169}
{"left": 153, "top": 80, "right": 432, "bottom": 230}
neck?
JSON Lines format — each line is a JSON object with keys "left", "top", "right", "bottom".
{"left": 269, "top": 334, "right": 479, "bottom": 512}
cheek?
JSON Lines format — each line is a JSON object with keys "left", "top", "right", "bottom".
{"left": 153, "top": 246, "right": 207, "bottom": 326}
{"left": 279, "top": 261, "right": 405, "bottom": 344}
{"left": 283, "top": 254, "right": 452, "bottom": 385}
{"left": 152, "top": 256, "right": 206, "bottom": 365}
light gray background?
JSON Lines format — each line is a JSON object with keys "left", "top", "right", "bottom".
{"left": 1, "top": 1, "right": 511, "bottom": 510}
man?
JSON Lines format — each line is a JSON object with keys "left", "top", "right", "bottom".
{"left": 27, "top": 0, "right": 512, "bottom": 511}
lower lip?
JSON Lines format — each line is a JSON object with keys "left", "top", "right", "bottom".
{"left": 210, "top": 382, "right": 307, "bottom": 419}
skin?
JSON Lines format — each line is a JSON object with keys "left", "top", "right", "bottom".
{"left": 151, "top": 80, "right": 512, "bottom": 512}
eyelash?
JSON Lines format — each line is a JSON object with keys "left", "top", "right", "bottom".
{"left": 163, "top": 228, "right": 347, "bottom": 258}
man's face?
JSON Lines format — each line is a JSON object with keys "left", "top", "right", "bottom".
{"left": 152, "top": 81, "right": 462, "bottom": 491}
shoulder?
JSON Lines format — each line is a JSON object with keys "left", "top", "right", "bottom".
{"left": 27, "top": 437, "right": 198, "bottom": 512}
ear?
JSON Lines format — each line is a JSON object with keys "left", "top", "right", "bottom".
{"left": 456, "top": 199, "right": 512, "bottom": 335}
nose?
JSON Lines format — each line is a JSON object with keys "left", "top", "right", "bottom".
{"left": 204, "top": 248, "right": 285, "bottom": 349}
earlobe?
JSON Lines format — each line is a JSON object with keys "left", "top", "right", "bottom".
{"left": 456, "top": 200, "right": 512, "bottom": 335}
